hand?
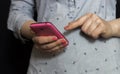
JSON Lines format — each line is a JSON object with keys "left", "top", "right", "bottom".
{"left": 32, "top": 36, "right": 68, "bottom": 53}
{"left": 64, "top": 13, "right": 113, "bottom": 39}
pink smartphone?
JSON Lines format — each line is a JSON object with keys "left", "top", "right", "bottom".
{"left": 30, "top": 22, "right": 69, "bottom": 45}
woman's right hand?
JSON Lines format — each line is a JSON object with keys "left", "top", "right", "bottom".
{"left": 32, "top": 36, "right": 68, "bottom": 53}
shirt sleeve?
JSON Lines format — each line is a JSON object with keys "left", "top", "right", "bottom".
{"left": 7, "top": 0, "right": 35, "bottom": 42}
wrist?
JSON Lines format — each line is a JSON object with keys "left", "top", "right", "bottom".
{"left": 20, "top": 20, "right": 37, "bottom": 40}
{"left": 109, "top": 20, "right": 119, "bottom": 37}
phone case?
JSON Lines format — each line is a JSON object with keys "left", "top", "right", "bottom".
{"left": 30, "top": 22, "right": 69, "bottom": 45}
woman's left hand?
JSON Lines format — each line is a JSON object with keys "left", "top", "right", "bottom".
{"left": 64, "top": 13, "right": 113, "bottom": 39}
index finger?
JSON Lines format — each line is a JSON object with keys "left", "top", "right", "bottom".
{"left": 64, "top": 13, "right": 93, "bottom": 30}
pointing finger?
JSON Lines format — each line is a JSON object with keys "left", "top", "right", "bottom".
{"left": 64, "top": 13, "right": 93, "bottom": 30}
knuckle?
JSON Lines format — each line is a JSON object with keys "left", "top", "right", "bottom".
{"left": 35, "top": 37, "right": 43, "bottom": 44}
{"left": 91, "top": 32, "right": 99, "bottom": 39}
{"left": 55, "top": 46, "right": 61, "bottom": 50}
{"left": 56, "top": 39, "right": 64, "bottom": 45}
{"left": 88, "top": 13, "right": 93, "bottom": 16}
{"left": 38, "top": 40, "right": 43, "bottom": 44}
{"left": 42, "top": 45, "right": 49, "bottom": 49}
{"left": 96, "top": 18, "right": 102, "bottom": 24}
{"left": 53, "top": 45, "right": 63, "bottom": 51}
{"left": 81, "top": 27, "right": 86, "bottom": 32}
{"left": 81, "top": 27, "right": 88, "bottom": 35}
{"left": 87, "top": 31, "right": 92, "bottom": 36}
{"left": 55, "top": 41, "right": 61, "bottom": 45}
{"left": 32, "top": 37, "right": 37, "bottom": 43}
{"left": 48, "top": 47, "right": 59, "bottom": 53}
{"left": 91, "top": 33, "right": 96, "bottom": 38}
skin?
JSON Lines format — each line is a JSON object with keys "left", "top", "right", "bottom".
{"left": 64, "top": 13, "right": 120, "bottom": 39}
{"left": 20, "top": 20, "right": 68, "bottom": 53}
{"left": 20, "top": 13, "right": 120, "bottom": 53}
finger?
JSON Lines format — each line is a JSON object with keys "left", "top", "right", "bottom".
{"left": 33, "top": 44, "right": 39, "bottom": 50}
{"left": 81, "top": 18, "right": 93, "bottom": 34}
{"left": 32, "top": 36, "right": 58, "bottom": 44}
{"left": 46, "top": 44, "right": 65, "bottom": 53}
{"left": 91, "top": 23, "right": 103, "bottom": 39}
{"left": 40, "top": 39, "right": 67, "bottom": 50}
{"left": 64, "top": 13, "right": 93, "bottom": 30}
{"left": 87, "top": 18, "right": 100, "bottom": 35}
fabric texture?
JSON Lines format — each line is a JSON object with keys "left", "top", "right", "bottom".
{"left": 7, "top": 0, "right": 120, "bottom": 74}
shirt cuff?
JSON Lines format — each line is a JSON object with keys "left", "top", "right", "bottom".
{"left": 7, "top": 13, "right": 34, "bottom": 43}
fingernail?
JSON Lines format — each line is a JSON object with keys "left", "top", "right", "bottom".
{"left": 52, "top": 37, "right": 58, "bottom": 40}
{"left": 64, "top": 26, "right": 69, "bottom": 30}
{"left": 65, "top": 26, "right": 69, "bottom": 28}
{"left": 61, "top": 40, "right": 68, "bottom": 47}
{"left": 61, "top": 39, "right": 66, "bottom": 43}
